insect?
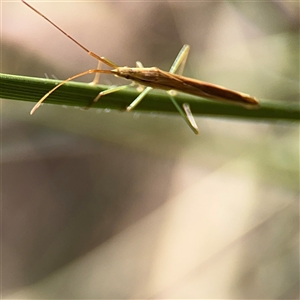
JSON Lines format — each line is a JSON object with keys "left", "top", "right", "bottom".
{"left": 22, "top": 0, "right": 259, "bottom": 134}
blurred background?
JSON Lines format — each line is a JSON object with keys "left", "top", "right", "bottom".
{"left": 2, "top": 0, "right": 299, "bottom": 298}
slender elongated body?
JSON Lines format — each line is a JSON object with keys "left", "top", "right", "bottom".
{"left": 22, "top": 0, "right": 259, "bottom": 134}
{"left": 114, "top": 67, "right": 258, "bottom": 107}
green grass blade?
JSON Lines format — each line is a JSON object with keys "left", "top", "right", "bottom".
{"left": 1, "top": 73, "right": 299, "bottom": 122}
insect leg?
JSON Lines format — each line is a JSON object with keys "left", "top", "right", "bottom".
{"left": 91, "top": 62, "right": 146, "bottom": 105}
{"left": 169, "top": 96, "right": 199, "bottom": 134}
{"left": 169, "top": 44, "right": 190, "bottom": 75}
{"left": 126, "top": 49, "right": 194, "bottom": 116}
{"left": 126, "top": 86, "right": 153, "bottom": 111}
{"left": 168, "top": 45, "right": 199, "bottom": 134}
{"left": 182, "top": 103, "right": 199, "bottom": 134}
{"left": 135, "top": 61, "right": 147, "bottom": 93}
{"left": 126, "top": 61, "right": 152, "bottom": 111}
{"left": 90, "top": 61, "right": 102, "bottom": 85}
{"left": 92, "top": 84, "right": 130, "bottom": 104}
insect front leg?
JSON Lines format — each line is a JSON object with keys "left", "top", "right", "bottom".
{"left": 90, "top": 56, "right": 119, "bottom": 85}
{"left": 90, "top": 61, "right": 102, "bottom": 85}
{"left": 92, "top": 84, "right": 130, "bottom": 104}
{"left": 92, "top": 61, "right": 148, "bottom": 106}
{"left": 90, "top": 64, "right": 134, "bottom": 105}
{"left": 84, "top": 62, "right": 129, "bottom": 109}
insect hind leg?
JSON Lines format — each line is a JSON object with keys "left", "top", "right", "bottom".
{"left": 167, "top": 45, "right": 199, "bottom": 134}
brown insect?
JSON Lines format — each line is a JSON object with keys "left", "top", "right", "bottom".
{"left": 22, "top": 0, "right": 259, "bottom": 134}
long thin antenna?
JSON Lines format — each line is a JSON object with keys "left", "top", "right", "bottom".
{"left": 21, "top": 0, "right": 118, "bottom": 68}
{"left": 30, "top": 69, "right": 114, "bottom": 115}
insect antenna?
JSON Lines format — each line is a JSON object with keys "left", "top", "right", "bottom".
{"left": 21, "top": 0, "right": 118, "bottom": 68}
{"left": 30, "top": 69, "right": 114, "bottom": 115}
